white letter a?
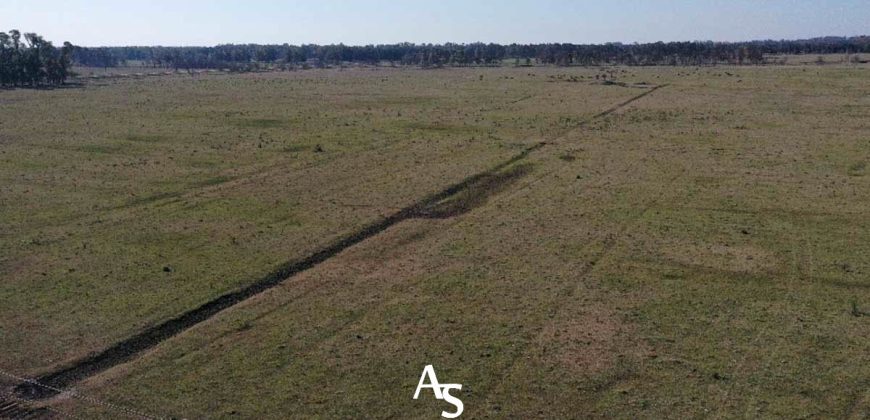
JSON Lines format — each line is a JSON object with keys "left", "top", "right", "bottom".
{"left": 413, "top": 365, "right": 443, "bottom": 400}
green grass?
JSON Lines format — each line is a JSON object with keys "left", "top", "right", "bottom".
{"left": 230, "top": 118, "right": 289, "bottom": 129}
{"left": 123, "top": 133, "right": 167, "bottom": 143}
{"left": 848, "top": 161, "right": 866, "bottom": 176}
{"left": 1, "top": 64, "right": 869, "bottom": 418}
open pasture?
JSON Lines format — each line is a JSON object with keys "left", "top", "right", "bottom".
{"left": 1, "top": 64, "right": 868, "bottom": 418}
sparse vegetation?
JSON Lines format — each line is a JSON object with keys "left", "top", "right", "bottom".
{"left": 1, "top": 63, "right": 868, "bottom": 418}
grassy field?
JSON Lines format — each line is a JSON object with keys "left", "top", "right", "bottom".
{"left": 1, "top": 63, "right": 868, "bottom": 418}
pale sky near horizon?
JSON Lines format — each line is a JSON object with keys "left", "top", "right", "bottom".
{"left": 1, "top": 0, "right": 867, "bottom": 47}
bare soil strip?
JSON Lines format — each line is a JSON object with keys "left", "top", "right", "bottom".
{"left": 15, "top": 85, "right": 663, "bottom": 400}
{"left": 591, "top": 84, "right": 666, "bottom": 119}
{"left": 14, "top": 144, "right": 543, "bottom": 400}
{"left": 414, "top": 164, "right": 534, "bottom": 219}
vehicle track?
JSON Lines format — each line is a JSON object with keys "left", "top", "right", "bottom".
{"left": 14, "top": 84, "right": 665, "bottom": 400}
{"left": 19, "top": 91, "right": 538, "bottom": 235}
{"left": 479, "top": 167, "right": 686, "bottom": 411}
{"left": 14, "top": 144, "right": 543, "bottom": 399}
{"left": 0, "top": 394, "right": 46, "bottom": 419}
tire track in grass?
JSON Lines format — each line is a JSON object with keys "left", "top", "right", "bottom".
{"left": 49, "top": 92, "right": 541, "bottom": 230}
{"left": 478, "top": 89, "right": 690, "bottom": 412}
{"left": 479, "top": 167, "right": 686, "bottom": 413}
{"left": 13, "top": 84, "right": 665, "bottom": 400}
{"left": 14, "top": 144, "right": 543, "bottom": 399}
{"left": 0, "top": 393, "right": 49, "bottom": 419}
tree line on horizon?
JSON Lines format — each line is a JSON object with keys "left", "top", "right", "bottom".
{"left": 0, "top": 30, "right": 74, "bottom": 87}
{"left": 73, "top": 36, "right": 869, "bottom": 70}
{"left": 3, "top": 30, "right": 868, "bottom": 83}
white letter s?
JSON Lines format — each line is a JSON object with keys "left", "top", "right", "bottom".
{"left": 440, "top": 384, "right": 463, "bottom": 419}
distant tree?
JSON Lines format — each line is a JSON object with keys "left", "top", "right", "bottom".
{"left": 5, "top": 34, "right": 868, "bottom": 80}
{"left": 0, "top": 32, "right": 13, "bottom": 85}
{"left": 736, "top": 47, "right": 747, "bottom": 65}
{"left": 747, "top": 46, "right": 764, "bottom": 65}
{"left": 0, "top": 30, "right": 72, "bottom": 87}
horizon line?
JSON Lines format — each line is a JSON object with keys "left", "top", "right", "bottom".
{"left": 61, "top": 34, "right": 869, "bottom": 49}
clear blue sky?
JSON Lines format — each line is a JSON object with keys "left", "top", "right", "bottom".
{"left": 2, "top": 0, "right": 867, "bottom": 47}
